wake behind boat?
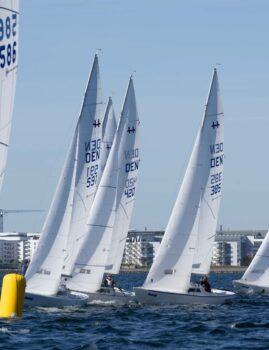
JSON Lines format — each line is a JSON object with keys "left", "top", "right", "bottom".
{"left": 233, "top": 280, "right": 269, "bottom": 295}
{"left": 87, "top": 286, "right": 135, "bottom": 305}
{"left": 134, "top": 69, "right": 235, "bottom": 305}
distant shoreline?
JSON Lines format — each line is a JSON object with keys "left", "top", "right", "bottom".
{"left": 120, "top": 266, "right": 247, "bottom": 273}
{"left": 0, "top": 266, "right": 247, "bottom": 275}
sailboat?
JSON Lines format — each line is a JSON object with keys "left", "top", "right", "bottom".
{"left": 64, "top": 77, "right": 140, "bottom": 304}
{"left": 88, "top": 77, "right": 140, "bottom": 304}
{"left": 134, "top": 69, "right": 235, "bottom": 305}
{"left": 25, "top": 55, "right": 105, "bottom": 307}
{"left": 233, "top": 231, "right": 269, "bottom": 294}
{"left": 0, "top": 1, "right": 19, "bottom": 191}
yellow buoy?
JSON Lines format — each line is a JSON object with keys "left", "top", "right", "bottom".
{"left": 0, "top": 274, "right": 26, "bottom": 318}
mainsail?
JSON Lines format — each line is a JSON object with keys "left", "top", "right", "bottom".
{"left": 191, "top": 69, "right": 224, "bottom": 275}
{"left": 0, "top": 0, "right": 19, "bottom": 191}
{"left": 66, "top": 77, "right": 140, "bottom": 293}
{"left": 105, "top": 78, "right": 140, "bottom": 275}
{"left": 62, "top": 55, "right": 105, "bottom": 276}
{"left": 143, "top": 69, "right": 223, "bottom": 293}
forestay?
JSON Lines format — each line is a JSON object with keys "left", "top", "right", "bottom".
{"left": 143, "top": 69, "right": 222, "bottom": 293}
{"left": 66, "top": 77, "right": 140, "bottom": 293}
{"left": 0, "top": 0, "right": 19, "bottom": 191}
{"left": 239, "top": 231, "right": 269, "bottom": 286}
{"left": 191, "top": 69, "right": 224, "bottom": 275}
{"left": 105, "top": 78, "right": 140, "bottom": 275}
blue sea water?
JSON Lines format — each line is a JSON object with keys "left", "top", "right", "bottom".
{"left": 1, "top": 271, "right": 269, "bottom": 350}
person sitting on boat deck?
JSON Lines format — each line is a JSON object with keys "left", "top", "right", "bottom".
{"left": 200, "top": 276, "right": 211, "bottom": 293}
{"left": 21, "top": 259, "right": 30, "bottom": 276}
{"left": 104, "top": 274, "right": 115, "bottom": 288}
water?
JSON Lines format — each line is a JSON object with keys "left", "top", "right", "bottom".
{"left": 1, "top": 272, "right": 269, "bottom": 350}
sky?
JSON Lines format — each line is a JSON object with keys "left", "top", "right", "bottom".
{"left": 1, "top": 0, "right": 269, "bottom": 233}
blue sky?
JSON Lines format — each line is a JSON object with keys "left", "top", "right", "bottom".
{"left": 1, "top": 0, "right": 269, "bottom": 232}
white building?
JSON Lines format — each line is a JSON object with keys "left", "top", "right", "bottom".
{"left": 0, "top": 229, "right": 267, "bottom": 269}
{"left": 122, "top": 230, "right": 162, "bottom": 268}
{"left": 0, "top": 232, "right": 40, "bottom": 268}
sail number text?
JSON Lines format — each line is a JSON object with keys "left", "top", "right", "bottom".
{"left": 124, "top": 177, "right": 137, "bottom": 198}
{"left": 85, "top": 138, "right": 101, "bottom": 188}
{"left": 210, "top": 142, "right": 223, "bottom": 196}
{"left": 124, "top": 148, "right": 139, "bottom": 198}
{"left": 0, "top": 13, "right": 17, "bottom": 69}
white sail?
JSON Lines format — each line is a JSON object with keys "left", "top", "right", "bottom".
{"left": 0, "top": 1, "right": 19, "bottom": 191}
{"left": 191, "top": 69, "right": 224, "bottom": 275}
{"left": 66, "top": 77, "right": 139, "bottom": 293}
{"left": 62, "top": 54, "right": 105, "bottom": 276}
{"left": 105, "top": 79, "right": 140, "bottom": 275}
{"left": 26, "top": 55, "right": 104, "bottom": 296}
{"left": 238, "top": 231, "right": 269, "bottom": 286}
{"left": 143, "top": 69, "right": 223, "bottom": 293}
{"left": 102, "top": 96, "right": 117, "bottom": 159}
{"left": 25, "top": 127, "right": 79, "bottom": 295}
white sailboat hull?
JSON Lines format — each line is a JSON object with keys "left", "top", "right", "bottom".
{"left": 85, "top": 287, "right": 135, "bottom": 305}
{"left": 24, "top": 291, "right": 89, "bottom": 307}
{"left": 134, "top": 287, "right": 235, "bottom": 305}
{"left": 233, "top": 279, "right": 269, "bottom": 295}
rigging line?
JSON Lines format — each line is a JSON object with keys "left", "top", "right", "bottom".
{"left": 206, "top": 112, "right": 224, "bottom": 117}
{"left": 87, "top": 224, "right": 113, "bottom": 229}
{"left": 118, "top": 201, "right": 128, "bottom": 218}
{"left": 6, "top": 65, "right": 18, "bottom": 75}
{"left": 202, "top": 197, "right": 216, "bottom": 219}
{"left": 0, "top": 6, "right": 19, "bottom": 14}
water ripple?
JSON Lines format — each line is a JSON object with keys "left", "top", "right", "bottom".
{"left": 1, "top": 272, "right": 269, "bottom": 349}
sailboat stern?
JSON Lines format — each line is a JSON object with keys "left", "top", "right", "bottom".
{"left": 233, "top": 279, "right": 269, "bottom": 295}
